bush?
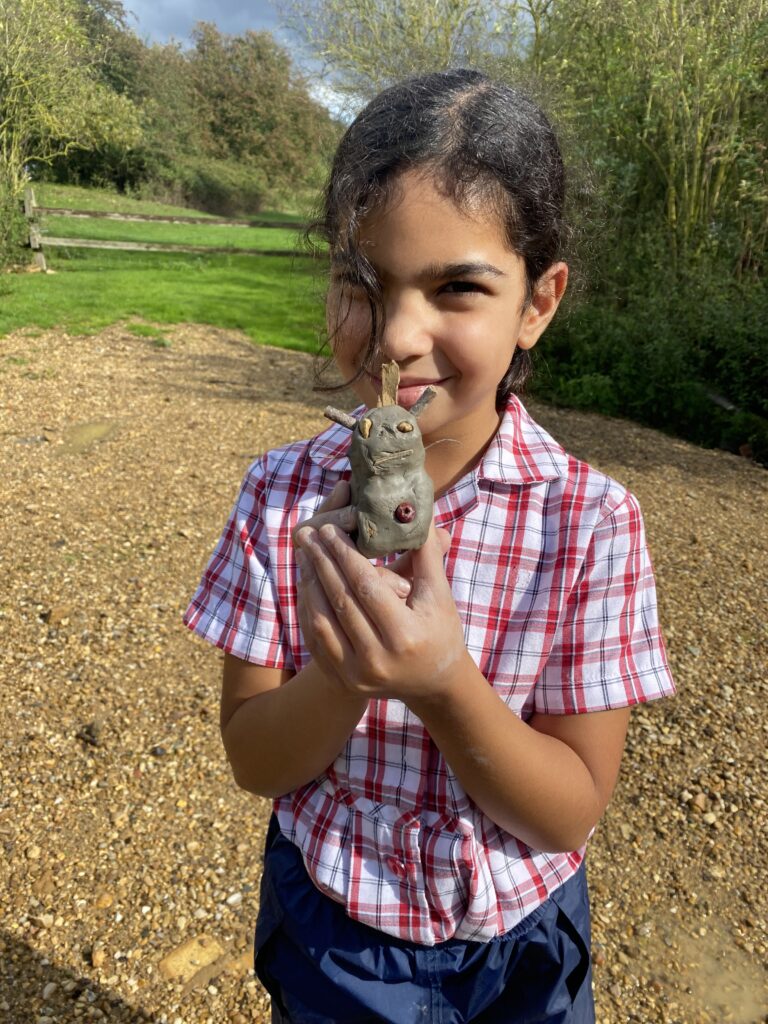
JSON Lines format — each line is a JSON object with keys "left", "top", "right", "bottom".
{"left": 132, "top": 156, "right": 267, "bottom": 217}
{"left": 0, "top": 179, "right": 29, "bottom": 269}
{"left": 534, "top": 270, "right": 768, "bottom": 466}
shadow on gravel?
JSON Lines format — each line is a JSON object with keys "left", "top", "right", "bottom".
{"left": 144, "top": 337, "right": 766, "bottom": 489}
{"left": 528, "top": 403, "right": 766, "bottom": 489}
{"left": 140, "top": 339, "right": 350, "bottom": 412}
{"left": 0, "top": 931, "right": 154, "bottom": 1023}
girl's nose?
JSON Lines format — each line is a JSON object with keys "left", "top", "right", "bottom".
{"left": 379, "top": 296, "right": 433, "bottom": 362}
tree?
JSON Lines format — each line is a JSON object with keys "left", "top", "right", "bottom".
{"left": 0, "top": 0, "right": 140, "bottom": 196}
{"left": 188, "top": 23, "right": 339, "bottom": 196}
{"left": 538, "top": 0, "right": 768, "bottom": 275}
{"left": 283, "top": 0, "right": 518, "bottom": 102}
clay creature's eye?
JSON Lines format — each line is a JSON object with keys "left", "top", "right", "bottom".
{"left": 397, "top": 421, "right": 413, "bottom": 433}
{"left": 359, "top": 418, "right": 372, "bottom": 439}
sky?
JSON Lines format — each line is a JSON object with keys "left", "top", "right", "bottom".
{"left": 123, "top": 1, "right": 350, "bottom": 115}
{"left": 124, "top": 1, "right": 285, "bottom": 47}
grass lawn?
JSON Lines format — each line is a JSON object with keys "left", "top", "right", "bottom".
{"left": 0, "top": 248, "right": 324, "bottom": 351}
{"left": 2, "top": 184, "right": 324, "bottom": 349}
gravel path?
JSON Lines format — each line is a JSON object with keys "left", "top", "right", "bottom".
{"left": 1, "top": 324, "right": 766, "bottom": 1024}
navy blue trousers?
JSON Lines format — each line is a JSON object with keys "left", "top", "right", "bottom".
{"left": 255, "top": 817, "right": 595, "bottom": 1024}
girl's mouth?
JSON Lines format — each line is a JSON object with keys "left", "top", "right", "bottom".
{"left": 367, "top": 373, "right": 445, "bottom": 409}
{"left": 396, "top": 382, "right": 441, "bottom": 409}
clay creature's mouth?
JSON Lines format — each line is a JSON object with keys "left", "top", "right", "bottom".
{"left": 372, "top": 449, "right": 414, "bottom": 466}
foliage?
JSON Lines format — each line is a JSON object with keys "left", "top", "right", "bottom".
{"left": 539, "top": 0, "right": 768, "bottom": 277}
{"left": 187, "top": 24, "right": 338, "bottom": 201}
{"left": 0, "top": 176, "right": 27, "bottom": 266}
{"left": 283, "top": 0, "right": 505, "bottom": 100}
{"left": 48, "top": 17, "right": 340, "bottom": 214}
{"left": 0, "top": 0, "right": 141, "bottom": 196}
{"left": 535, "top": 275, "right": 768, "bottom": 463}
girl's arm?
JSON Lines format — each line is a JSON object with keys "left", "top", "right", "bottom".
{"left": 407, "top": 665, "right": 630, "bottom": 852}
{"left": 220, "top": 480, "right": 415, "bottom": 798}
{"left": 296, "top": 520, "right": 631, "bottom": 853}
{"left": 220, "top": 654, "right": 367, "bottom": 798}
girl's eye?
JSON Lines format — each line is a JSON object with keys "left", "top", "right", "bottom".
{"left": 441, "top": 281, "right": 483, "bottom": 295}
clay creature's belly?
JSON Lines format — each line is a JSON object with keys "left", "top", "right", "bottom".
{"left": 354, "top": 473, "right": 434, "bottom": 557}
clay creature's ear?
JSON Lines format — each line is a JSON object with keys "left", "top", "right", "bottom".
{"left": 324, "top": 406, "right": 357, "bottom": 430}
{"left": 409, "top": 386, "right": 436, "bottom": 420}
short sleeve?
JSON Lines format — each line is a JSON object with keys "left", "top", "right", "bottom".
{"left": 182, "top": 456, "right": 289, "bottom": 669}
{"left": 536, "top": 493, "right": 675, "bottom": 713}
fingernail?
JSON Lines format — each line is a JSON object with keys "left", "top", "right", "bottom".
{"left": 296, "top": 528, "right": 314, "bottom": 548}
{"left": 396, "top": 578, "right": 412, "bottom": 597}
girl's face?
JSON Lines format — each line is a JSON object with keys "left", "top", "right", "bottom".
{"left": 327, "top": 170, "right": 567, "bottom": 489}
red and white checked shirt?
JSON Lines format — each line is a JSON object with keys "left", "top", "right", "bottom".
{"left": 184, "top": 395, "right": 675, "bottom": 945}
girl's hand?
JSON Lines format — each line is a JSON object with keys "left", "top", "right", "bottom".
{"left": 293, "top": 479, "right": 413, "bottom": 601}
{"left": 295, "top": 520, "right": 469, "bottom": 702}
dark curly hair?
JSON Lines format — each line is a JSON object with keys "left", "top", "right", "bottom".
{"left": 310, "top": 68, "right": 568, "bottom": 409}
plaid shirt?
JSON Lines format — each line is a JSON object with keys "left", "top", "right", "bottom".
{"left": 184, "top": 395, "right": 674, "bottom": 945}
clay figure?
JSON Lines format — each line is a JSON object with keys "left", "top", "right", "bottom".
{"left": 324, "top": 363, "right": 436, "bottom": 558}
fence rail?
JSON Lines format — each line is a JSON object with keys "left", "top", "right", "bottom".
{"left": 34, "top": 206, "right": 305, "bottom": 230}
{"left": 22, "top": 189, "right": 310, "bottom": 268}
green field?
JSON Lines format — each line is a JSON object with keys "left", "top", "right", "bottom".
{"left": 1, "top": 185, "right": 324, "bottom": 349}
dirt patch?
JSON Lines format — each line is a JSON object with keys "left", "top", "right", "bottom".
{"left": 1, "top": 323, "right": 766, "bottom": 1023}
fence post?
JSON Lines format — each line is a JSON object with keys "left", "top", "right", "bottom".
{"left": 24, "top": 187, "right": 47, "bottom": 271}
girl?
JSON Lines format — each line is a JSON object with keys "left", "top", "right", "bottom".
{"left": 184, "top": 69, "right": 675, "bottom": 1024}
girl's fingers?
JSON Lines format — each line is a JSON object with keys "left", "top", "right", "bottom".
{"left": 313, "top": 524, "right": 404, "bottom": 626}
{"left": 296, "top": 546, "right": 354, "bottom": 669}
{"left": 387, "top": 526, "right": 452, "bottom": 577}
{"left": 408, "top": 524, "right": 454, "bottom": 602}
{"left": 299, "top": 528, "right": 383, "bottom": 649}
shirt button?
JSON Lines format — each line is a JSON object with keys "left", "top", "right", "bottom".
{"left": 386, "top": 855, "right": 406, "bottom": 878}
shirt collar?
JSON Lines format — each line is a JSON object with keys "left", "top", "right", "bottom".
{"left": 307, "top": 394, "right": 567, "bottom": 486}
{"left": 478, "top": 394, "right": 568, "bottom": 485}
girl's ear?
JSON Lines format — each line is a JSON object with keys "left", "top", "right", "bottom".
{"left": 517, "top": 262, "right": 569, "bottom": 351}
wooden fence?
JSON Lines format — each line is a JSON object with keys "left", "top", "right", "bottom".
{"left": 22, "top": 188, "right": 309, "bottom": 272}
